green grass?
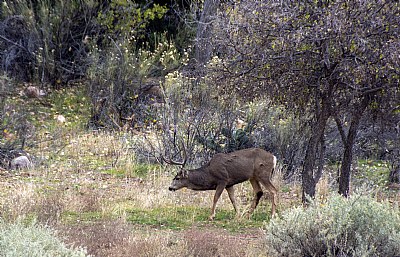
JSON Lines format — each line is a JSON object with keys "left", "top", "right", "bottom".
{"left": 62, "top": 211, "right": 104, "bottom": 224}
{"left": 103, "top": 163, "right": 161, "bottom": 178}
{"left": 355, "top": 159, "right": 390, "bottom": 187}
{"left": 280, "top": 185, "right": 291, "bottom": 193}
{"left": 127, "top": 207, "right": 206, "bottom": 230}
{"left": 41, "top": 86, "right": 91, "bottom": 129}
{"left": 126, "top": 206, "right": 271, "bottom": 232}
{"left": 4, "top": 86, "right": 92, "bottom": 132}
{"left": 131, "top": 163, "right": 161, "bottom": 177}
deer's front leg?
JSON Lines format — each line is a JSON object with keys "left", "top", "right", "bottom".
{"left": 209, "top": 184, "right": 226, "bottom": 220}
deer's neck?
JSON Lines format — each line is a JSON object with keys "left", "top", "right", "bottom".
{"left": 187, "top": 168, "right": 217, "bottom": 191}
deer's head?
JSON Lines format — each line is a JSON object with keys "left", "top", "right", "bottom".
{"left": 168, "top": 168, "right": 189, "bottom": 191}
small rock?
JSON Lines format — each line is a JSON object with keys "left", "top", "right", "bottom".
{"left": 24, "top": 85, "right": 45, "bottom": 98}
{"left": 56, "top": 115, "right": 66, "bottom": 123}
{"left": 10, "top": 156, "right": 32, "bottom": 170}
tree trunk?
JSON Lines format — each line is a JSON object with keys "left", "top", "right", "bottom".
{"left": 195, "top": 0, "right": 220, "bottom": 65}
{"left": 302, "top": 100, "right": 330, "bottom": 202}
{"left": 338, "top": 96, "right": 370, "bottom": 197}
{"left": 338, "top": 120, "right": 358, "bottom": 197}
{"left": 389, "top": 168, "right": 400, "bottom": 183}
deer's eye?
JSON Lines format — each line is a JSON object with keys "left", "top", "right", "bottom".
{"left": 175, "top": 177, "right": 180, "bottom": 180}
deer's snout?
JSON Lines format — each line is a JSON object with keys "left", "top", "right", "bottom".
{"left": 169, "top": 187, "right": 176, "bottom": 191}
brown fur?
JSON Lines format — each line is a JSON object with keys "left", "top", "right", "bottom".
{"left": 169, "top": 148, "right": 278, "bottom": 220}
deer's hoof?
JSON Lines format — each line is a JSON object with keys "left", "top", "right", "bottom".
{"left": 208, "top": 216, "right": 215, "bottom": 221}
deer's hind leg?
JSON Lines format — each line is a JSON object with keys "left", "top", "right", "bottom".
{"left": 226, "top": 186, "right": 239, "bottom": 216}
{"left": 259, "top": 177, "right": 278, "bottom": 217}
{"left": 247, "top": 178, "right": 263, "bottom": 217}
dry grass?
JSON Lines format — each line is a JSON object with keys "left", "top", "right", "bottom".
{"left": 316, "top": 173, "right": 333, "bottom": 201}
{"left": 57, "top": 218, "right": 268, "bottom": 257}
{"left": 182, "top": 228, "right": 266, "bottom": 257}
{"left": 59, "top": 219, "right": 137, "bottom": 257}
{"left": 0, "top": 182, "right": 38, "bottom": 221}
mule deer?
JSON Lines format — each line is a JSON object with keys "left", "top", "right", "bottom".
{"left": 167, "top": 148, "right": 278, "bottom": 220}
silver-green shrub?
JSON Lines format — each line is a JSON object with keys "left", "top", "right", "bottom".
{"left": 265, "top": 193, "right": 400, "bottom": 257}
{"left": 0, "top": 219, "right": 88, "bottom": 257}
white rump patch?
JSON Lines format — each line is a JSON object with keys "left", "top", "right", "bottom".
{"left": 273, "top": 155, "right": 277, "bottom": 168}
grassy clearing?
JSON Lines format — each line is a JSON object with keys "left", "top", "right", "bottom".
{"left": 1, "top": 87, "right": 399, "bottom": 256}
{"left": 0, "top": 138, "right": 273, "bottom": 256}
{"left": 0, "top": 116, "right": 281, "bottom": 255}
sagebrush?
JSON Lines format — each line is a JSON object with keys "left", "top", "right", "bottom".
{"left": 0, "top": 219, "right": 88, "bottom": 257}
{"left": 265, "top": 193, "right": 400, "bottom": 257}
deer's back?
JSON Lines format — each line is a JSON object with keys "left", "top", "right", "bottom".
{"left": 208, "top": 148, "right": 275, "bottom": 183}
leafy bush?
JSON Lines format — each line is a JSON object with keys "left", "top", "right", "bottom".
{"left": 253, "top": 106, "right": 308, "bottom": 179}
{"left": 265, "top": 193, "right": 400, "bottom": 257}
{"left": 97, "top": 1, "right": 168, "bottom": 41}
{"left": 87, "top": 37, "right": 186, "bottom": 129}
{"left": 0, "top": 219, "right": 88, "bottom": 257}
